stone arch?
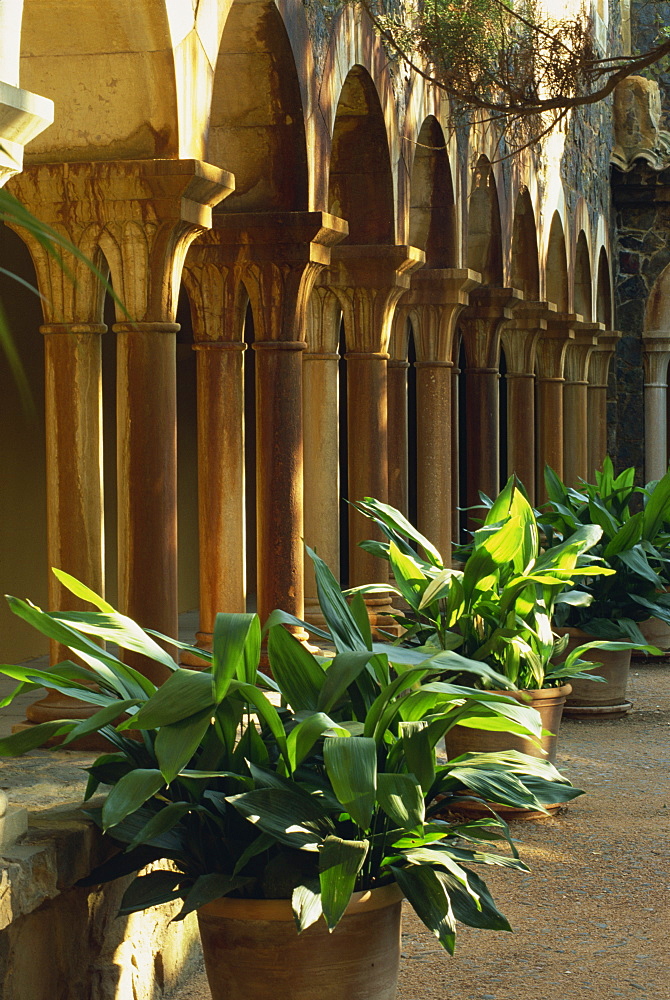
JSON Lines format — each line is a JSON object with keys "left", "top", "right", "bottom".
{"left": 207, "top": 0, "right": 308, "bottom": 212}
{"left": 510, "top": 187, "right": 539, "bottom": 300}
{"left": 574, "top": 231, "right": 592, "bottom": 320}
{"left": 545, "top": 212, "right": 569, "bottom": 312}
{"left": 596, "top": 247, "right": 613, "bottom": 327}
{"left": 21, "top": 0, "right": 180, "bottom": 161}
{"left": 408, "top": 116, "right": 457, "bottom": 268}
{"left": 327, "top": 65, "right": 395, "bottom": 244}
{"left": 467, "top": 155, "right": 503, "bottom": 285}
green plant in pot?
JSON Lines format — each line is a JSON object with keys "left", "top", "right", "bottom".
{"left": 350, "top": 478, "right": 649, "bottom": 762}
{"left": 0, "top": 570, "right": 582, "bottom": 1000}
{"left": 541, "top": 458, "right": 669, "bottom": 715}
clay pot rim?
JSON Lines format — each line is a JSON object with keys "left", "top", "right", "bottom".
{"left": 198, "top": 882, "right": 404, "bottom": 921}
{"left": 484, "top": 683, "right": 572, "bottom": 702}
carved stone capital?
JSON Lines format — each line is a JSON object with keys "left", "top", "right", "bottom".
{"left": 402, "top": 268, "right": 481, "bottom": 362}
{"left": 536, "top": 313, "right": 580, "bottom": 380}
{"left": 460, "top": 287, "right": 522, "bottom": 370}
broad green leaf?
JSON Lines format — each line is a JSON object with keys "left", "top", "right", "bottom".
{"left": 316, "top": 651, "right": 374, "bottom": 713}
{"left": 436, "top": 867, "right": 511, "bottom": 931}
{"left": 124, "top": 801, "right": 194, "bottom": 852}
{"left": 419, "top": 569, "right": 457, "bottom": 610}
{"left": 233, "top": 832, "right": 275, "bottom": 876}
{"left": 54, "top": 610, "right": 177, "bottom": 672}
{"left": 118, "top": 870, "right": 184, "bottom": 915}
{"left": 212, "top": 612, "right": 260, "bottom": 701}
{"left": 226, "top": 787, "right": 333, "bottom": 850}
{"left": 307, "top": 545, "right": 367, "bottom": 653}
{"left": 287, "top": 712, "right": 347, "bottom": 770}
{"left": 61, "top": 699, "right": 141, "bottom": 746}
{"left": 399, "top": 721, "right": 435, "bottom": 792}
{"left": 319, "top": 835, "right": 368, "bottom": 930}
{"left": 125, "top": 669, "right": 214, "bottom": 730}
{"left": 376, "top": 772, "right": 425, "bottom": 831}
{"left": 155, "top": 709, "right": 213, "bottom": 783}
{"left": 267, "top": 624, "right": 324, "bottom": 711}
{"left": 391, "top": 864, "right": 456, "bottom": 953}
{"left": 388, "top": 541, "right": 428, "bottom": 610}
{"left": 445, "top": 767, "right": 545, "bottom": 811}
{"left": 175, "top": 873, "right": 250, "bottom": 920}
{"left": 0, "top": 719, "right": 75, "bottom": 756}
{"left": 292, "top": 880, "right": 323, "bottom": 932}
{"left": 603, "top": 511, "right": 643, "bottom": 558}
{"left": 352, "top": 497, "right": 443, "bottom": 565}
{"left": 227, "top": 680, "right": 290, "bottom": 770}
{"left": 323, "top": 735, "right": 377, "bottom": 830}
{"left": 642, "top": 468, "right": 670, "bottom": 540}
{"left": 102, "top": 769, "right": 166, "bottom": 831}
{"left": 348, "top": 591, "right": 373, "bottom": 651}
{"left": 51, "top": 568, "right": 115, "bottom": 613}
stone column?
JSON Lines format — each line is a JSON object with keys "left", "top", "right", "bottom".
{"left": 459, "top": 287, "right": 520, "bottom": 517}
{"left": 96, "top": 160, "right": 234, "bottom": 683}
{"left": 209, "top": 213, "right": 347, "bottom": 632}
{"left": 387, "top": 307, "right": 411, "bottom": 519}
{"left": 500, "top": 301, "right": 554, "bottom": 504}
{"left": 405, "top": 269, "right": 480, "bottom": 561}
{"left": 642, "top": 332, "right": 670, "bottom": 482}
{"left": 563, "top": 322, "right": 602, "bottom": 486}
{"left": 326, "top": 245, "right": 424, "bottom": 617}
{"left": 587, "top": 330, "right": 621, "bottom": 476}
{"left": 451, "top": 354, "right": 461, "bottom": 546}
{"left": 303, "top": 285, "right": 342, "bottom": 623}
{"left": 181, "top": 255, "right": 249, "bottom": 648}
{"left": 535, "top": 313, "right": 576, "bottom": 501}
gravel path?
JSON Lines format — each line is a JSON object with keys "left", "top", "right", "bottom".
{"left": 168, "top": 662, "right": 670, "bottom": 1000}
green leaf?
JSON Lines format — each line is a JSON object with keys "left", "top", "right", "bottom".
{"left": 391, "top": 864, "right": 456, "bottom": 953}
{"left": 376, "top": 773, "right": 425, "bottom": 831}
{"left": 118, "top": 870, "right": 184, "bottom": 915}
{"left": 155, "top": 709, "right": 213, "bottom": 783}
{"left": 267, "top": 624, "right": 324, "bottom": 711}
{"left": 287, "top": 712, "right": 347, "bottom": 770}
{"left": 602, "top": 511, "right": 643, "bottom": 558}
{"left": 51, "top": 568, "right": 116, "bottom": 612}
{"left": 54, "top": 610, "right": 177, "bottom": 672}
{"left": 617, "top": 546, "right": 663, "bottom": 587}
{"left": 352, "top": 497, "right": 443, "bottom": 565}
{"left": 445, "top": 767, "right": 545, "bottom": 811}
{"left": 437, "top": 867, "right": 511, "bottom": 931}
{"left": 319, "top": 835, "right": 369, "bottom": 931}
{"left": 399, "top": 721, "right": 435, "bottom": 792}
{"left": 307, "top": 545, "right": 367, "bottom": 653}
{"left": 102, "top": 769, "right": 166, "bottom": 831}
{"left": 127, "top": 669, "right": 214, "bottom": 730}
{"left": 175, "top": 873, "right": 250, "bottom": 921}
{"left": 642, "top": 469, "right": 670, "bottom": 541}
{"left": 125, "top": 802, "right": 195, "bottom": 852}
{"left": 323, "top": 735, "right": 378, "bottom": 830}
{"left": 212, "top": 612, "right": 260, "bottom": 701}
{"left": 316, "top": 651, "right": 374, "bottom": 714}
{"left": 226, "top": 788, "right": 333, "bottom": 850}
{"left": 292, "top": 881, "right": 323, "bottom": 932}
{"left": 387, "top": 541, "right": 428, "bottom": 610}
{"left": 0, "top": 719, "right": 75, "bottom": 756}
{"left": 61, "top": 699, "right": 141, "bottom": 746}
{"left": 348, "top": 591, "right": 373, "bottom": 650}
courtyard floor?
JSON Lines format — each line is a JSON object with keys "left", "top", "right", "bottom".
{"left": 166, "top": 661, "right": 670, "bottom": 1000}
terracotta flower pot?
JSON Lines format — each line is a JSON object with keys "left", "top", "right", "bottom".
{"left": 197, "top": 883, "right": 404, "bottom": 1000}
{"left": 443, "top": 684, "right": 572, "bottom": 765}
{"left": 557, "top": 627, "right": 632, "bottom": 717}
{"left": 634, "top": 616, "right": 670, "bottom": 654}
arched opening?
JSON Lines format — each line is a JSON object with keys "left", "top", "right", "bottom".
{"left": 0, "top": 225, "right": 47, "bottom": 662}
{"left": 467, "top": 155, "right": 503, "bottom": 285}
{"left": 208, "top": 0, "right": 309, "bottom": 212}
{"left": 328, "top": 66, "right": 395, "bottom": 244}
{"left": 409, "top": 117, "right": 457, "bottom": 267}
{"left": 511, "top": 188, "right": 539, "bottom": 300}
{"left": 574, "top": 231, "right": 592, "bottom": 320}
{"left": 596, "top": 248, "right": 613, "bottom": 327}
{"left": 545, "top": 213, "right": 569, "bottom": 311}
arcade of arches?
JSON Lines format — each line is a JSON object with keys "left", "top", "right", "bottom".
{"left": 0, "top": 0, "right": 653, "bottom": 699}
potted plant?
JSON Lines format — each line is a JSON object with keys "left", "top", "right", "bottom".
{"left": 0, "top": 570, "right": 581, "bottom": 1000}
{"left": 349, "top": 478, "right": 649, "bottom": 759}
{"left": 541, "top": 458, "right": 669, "bottom": 714}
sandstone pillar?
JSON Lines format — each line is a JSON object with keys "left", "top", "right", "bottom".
{"left": 182, "top": 252, "right": 249, "bottom": 649}
{"left": 499, "top": 301, "right": 554, "bottom": 504}
{"left": 303, "top": 285, "right": 342, "bottom": 623}
{"left": 642, "top": 333, "right": 670, "bottom": 481}
{"left": 97, "top": 160, "right": 234, "bottom": 682}
{"left": 563, "top": 323, "right": 602, "bottom": 486}
{"left": 587, "top": 330, "right": 621, "bottom": 476}
{"left": 207, "top": 213, "right": 347, "bottom": 630}
{"left": 535, "top": 314, "right": 576, "bottom": 500}
{"left": 387, "top": 307, "right": 411, "bottom": 519}
{"left": 405, "top": 269, "right": 480, "bottom": 560}
{"left": 459, "top": 287, "right": 520, "bottom": 518}
{"left": 326, "top": 245, "right": 424, "bottom": 614}
{"left": 451, "top": 349, "right": 461, "bottom": 546}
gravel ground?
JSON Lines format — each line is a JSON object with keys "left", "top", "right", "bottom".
{"left": 167, "top": 662, "right": 670, "bottom": 1000}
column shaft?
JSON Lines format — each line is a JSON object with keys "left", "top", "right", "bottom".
{"left": 536, "top": 379, "right": 564, "bottom": 495}
{"left": 563, "top": 381, "right": 590, "bottom": 485}
{"left": 116, "top": 322, "right": 178, "bottom": 686}
{"left": 254, "top": 341, "right": 306, "bottom": 627}
{"left": 451, "top": 364, "right": 461, "bottom": 546}
{"left": 506, "top": 374, "right": 536, "bottom": 501}
{"left": 465, "top": 368, "right": 500, "bottom": 507}
{"left": 588, "top": 384, "right": 608, "bottom": 475}
{"left": 387, "top": 359, "right": 410, "bottom": 517}
{"left": 303, "top": 352, "right": 340, "bottom": 619}
{"left": 195, "top": 342, "right": 246, "bottom": 638}
{"left": 415, "top": 361, "right": 453, "bottom": 560}
{"left": 346, "top": 352, "right": 389, "bottom": 598}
